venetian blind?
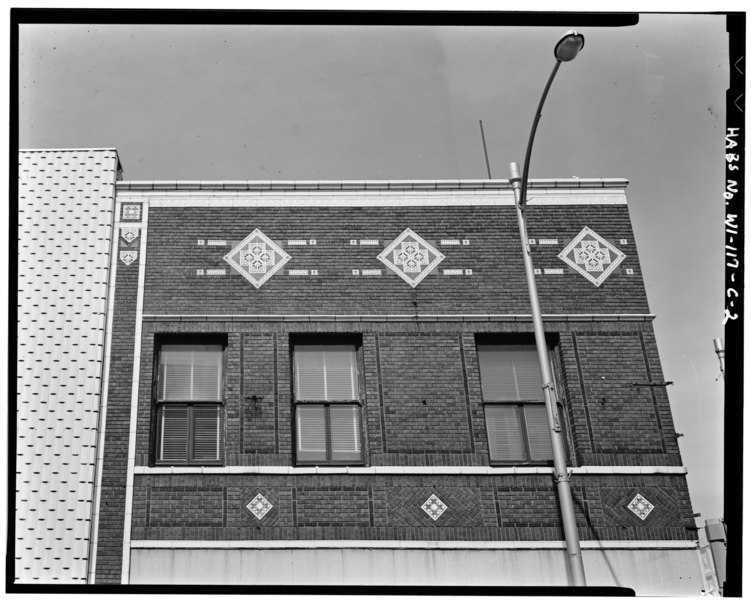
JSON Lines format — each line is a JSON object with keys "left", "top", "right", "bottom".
{"left": 330, "top": 405, "right": 361, "bottom": 461}
{"left": 294, "top": 345, "right": 358, "bottom": 401}
{"left": 477, "top": 345, "right": 545, "bottom": 402}
{"left": 296, "top": 404, "right": 327, "bottom": 461}
{"left": 158, "top": 344, "right": 222, "bottom": 402}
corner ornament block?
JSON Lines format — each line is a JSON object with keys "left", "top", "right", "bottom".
{"left": 378, "top": 228, "right": 445, "bottom": 288}
{"left": 223, "top": 228, "right": 291, "bottom": 289}
{"left": 558, "top": 226, "right": 626, "bottom": 287}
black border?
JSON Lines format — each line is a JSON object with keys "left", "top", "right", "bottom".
{"left": 723, "top": 12, "right": 745, "bottom": 599}
{"left": 9, "top": 7, "right": 739, "bottom": 596}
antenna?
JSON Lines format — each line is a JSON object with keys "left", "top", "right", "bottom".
{"left": 479, "top": 120, "right": 493, "bottom": 179}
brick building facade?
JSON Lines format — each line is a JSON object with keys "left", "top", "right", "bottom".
{"left": 17, "top": 149, "right": 703, "bottom": 592}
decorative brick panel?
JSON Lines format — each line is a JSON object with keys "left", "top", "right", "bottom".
{"left": 387, "top": 487, "right": 483, "bottom": 527}
{"left": 378, "top": 335, "right": 472, "bottom": 454}
{"left": 131, "top": 473, "right": 696, "bottom": 543}
{"left": 142, "top": 205, "right": 649, "bottom": 316}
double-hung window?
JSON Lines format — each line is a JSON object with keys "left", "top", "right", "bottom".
{"left": 477, "top": 344, "right": 562, "bottom": 465}
{"left": 293, "top": 344, "right": 363, "bottom": 465}
{"left": 154, "top": 343, "right": 224, "bottom": 465}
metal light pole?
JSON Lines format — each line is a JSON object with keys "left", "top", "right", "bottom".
{"left": 713, "top": 338, "right": 725, "bottom": 380}
{"left": 507, "top": 30, "right": 587, "bottom": 587}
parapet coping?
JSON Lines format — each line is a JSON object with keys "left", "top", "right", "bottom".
{"left": 130, "top": 540, "right": 698, "bottom": 550}
{"left": 117, "top": 178, "right": 629, "bottom": 192}
{"left": 134, "top": 465, "right": 687, "bottom": 476}
{"left": 141, "top": 313, "right": 656, "bottom": 323}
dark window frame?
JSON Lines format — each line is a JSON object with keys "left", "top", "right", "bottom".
{"left": 151, "top": 335, "right": 227, "bottom": 467}
{"left": 483, "top": 401, "right": 566, "bottom": 466}
{"left": 294, "top": 403, "right": 365, "bottom": 466}
{"left": 476, "top": 335, "right": 568, "bottom": 467}
{"left": 290, "top": 335, "right": 365, "bottom": 466}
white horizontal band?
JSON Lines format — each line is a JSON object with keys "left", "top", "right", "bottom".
{"left": 141, "top": 313, "right": 656, "bottom": 323}
{"left": 125, "top": 195, "right": 627, "bottom": 207}
{"left": 130, "top": 540, "right": 697, "bottom": 550}
{"left": 134, "top": 465, "right": 687, "bottom": 476}
{"left": 118, "top": 178, "right": 629, "bottom": 192}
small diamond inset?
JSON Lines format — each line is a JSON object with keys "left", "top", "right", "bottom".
{"left": 247, "top": 493, "right": 273, "bottom": 520}
{"left": 558, "top": 226, "right": 626, "bottom": 287}
{"left": 421, "top": 493, "right": 448, "bottom": 521}
{"left": 224, "top": 229, "right": 291, "bottom": 288}
{"left": 121, "top": 227, "right": 139, "bottom": 244}
{"left": 627, "top": 493, "right": 654, "bottom": 520}
{"left": 378, "top": 228, "right": 445, "bottom": 287}
{"left": 119, "top": 250, "right": 138, "bottom": 265}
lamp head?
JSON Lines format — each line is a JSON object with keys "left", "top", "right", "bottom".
{"left": 554, "top": 30, "right": 585, "bottom": 62}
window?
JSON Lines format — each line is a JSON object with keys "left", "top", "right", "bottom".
{"left": 293, "top": 344, "right": 363, "bottom": 464}
{"left": 154, "top": 343, "right": 224, "bottom": 464}
{"left": 477, "top": 344, "right": 562, "bottom": 464}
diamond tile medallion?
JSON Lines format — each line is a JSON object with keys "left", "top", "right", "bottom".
{"left": 246, "top": 493, "right": 273, "bottom": 520}
{"left": 120, "top": 227, "right": 139, "bottom": 244}
{"left": 421, "top": 493, "right": 448, "bottom": 521}
{"left": 627, "top": 493, "right": 655, "bottom": 521}
{"left": 121, "top": 203, "right": 141, "bottom": 221}
{"left": 558, "top": 226, "right": 626, "bottom": 287}
{"left": 119, "top": 250, "right": 138, "bottom": 266}
{"left": 378, "top": 228, "right": 445, "bottom": 287}
{"left": 223, "top": 228, "right": 291, "bottom": 288}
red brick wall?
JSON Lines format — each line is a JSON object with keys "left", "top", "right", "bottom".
{"left": 94, "top": 217, "right": 141, "bottom": 584}
{"left": 132, "top": 319, "right": 683, "bottom": 469}
{"left": 130, "top": 473, "right": 697, "bottom": 543}
{"left": 142, "top": 204, "right": 649, "bottom": 315}
{"left": 97, "top": 196, "right": 696, "bottom": 583}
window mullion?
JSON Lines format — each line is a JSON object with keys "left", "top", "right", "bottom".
{"left": 322, "top": 350, "right": 328, "bottom": 402}
{"left": 186, "top": 404, "right": 194, "bottom": 462}
{"left": 189, "top": 351, "right": 194, "bottom": 402}
{"left": 325, "top": 405, "right": 332, "bottom": 462}
{"left": 518, "top": 405, "right": 532, "bottom": 463}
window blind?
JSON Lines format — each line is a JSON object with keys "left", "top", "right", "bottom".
{"left": 294, "top": 345, "right": 358, "bottom": 402}
{"left": 296, "top": 404, "right": 327, "bottom": 461}
{"left": 484, "top": 404, "right": 554, "bottom": 463}
{"left": 329, "top": 405, "right": 361, "bottom": 461}
{"left": 158, "top": 404, "right": 189, "bottom": 462}
{"left": 477, "top": 345, "right": 545, "bottom": 402}
{"left": 158, "top": 344, "right": 222, "bottom": 402}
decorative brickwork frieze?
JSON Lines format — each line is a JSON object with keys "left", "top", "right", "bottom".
{"left": 142, "top": 205, "right": 650, "bottom": 315}
{"left": 130, "top": 473, "right": 696, "bottom": 543}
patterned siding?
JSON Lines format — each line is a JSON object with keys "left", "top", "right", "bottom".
{"left": 16, "top": 149, "right": 119, "bottom": 582}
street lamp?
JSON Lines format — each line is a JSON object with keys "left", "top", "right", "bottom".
{"left": 713, "top": 338, "right": 725, "bottom": 380}
{"left": 507, "top": 29, "right": 587, "bottom": 587}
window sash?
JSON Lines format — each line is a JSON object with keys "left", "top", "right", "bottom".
{"left": 158, "top": 344, "right": 223, "bottom": 403}
{"left": 484, "top": 403, "right": 555, "bottom": 464}
{"left": 294, "top": 345, "right": 358, "bottom": 402}
{"left": 477, "top": 345, "right": 547, "bottom": 402}
{"left": 295, "top": 404, "right": 362, "bottom": 464}
{"left": 156, "top": 403, "right": 223, "bottom": 464}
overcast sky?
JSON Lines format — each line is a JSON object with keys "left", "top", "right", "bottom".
{"left": 17, "top": 12, "right": 728, "bottom": 521}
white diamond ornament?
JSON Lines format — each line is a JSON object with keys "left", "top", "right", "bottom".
{"left": 247, "top": 493, "right": 273, "bottom": 520}
{"left": 378, "top": 228, "right": 445, "bottom": 287}
{"left": 421, "top": 493, "right": 448, "bottom": 521}
{"left": 224, "top": 229, "right": 291, "bottom": 288}
{"left": 627, "top": 493, "right": 654, "bottom": 520}
{"left": 558, "top": 226, "right": 626, "bottom": 287}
